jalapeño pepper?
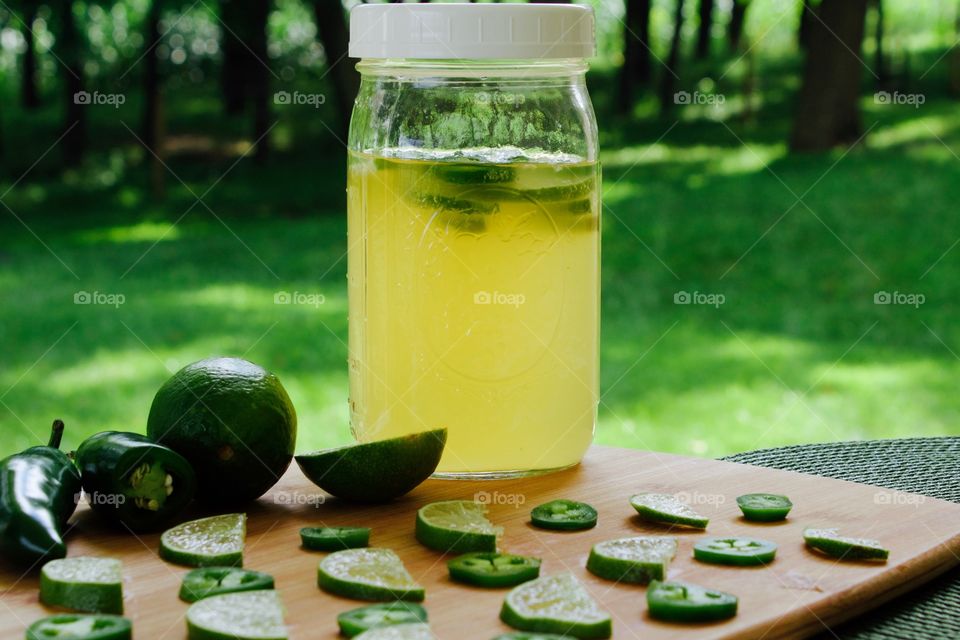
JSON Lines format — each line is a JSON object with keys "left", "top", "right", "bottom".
{"left": 0, "top": 420, "right": 81, "bottom": 566}
{"left": 76, "top": 431, "right": 196, "bottom": 531}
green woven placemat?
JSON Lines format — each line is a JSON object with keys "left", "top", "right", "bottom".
{"left": 723, "top": 437, "right": 960, "bottom": 639}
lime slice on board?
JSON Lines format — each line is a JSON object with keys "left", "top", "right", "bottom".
{"left": 318, "top": 548, "right": 424, "bottom": 602}
{"left": 300, "top": 526, "right": 371, "bottom": 551}
{"left": 40, "top": 557, "right": 124, "bottom": 614}
{"left": 629, "top": 493, "right": 709, "bottom": 529}
{"left": 415, "top": 500, "right": 502, "bottom": 553}
{"left": 803, "top": 528, "right": 889, "bottom": 561}
{"left": 186, "top": 590, "right": 287, "bottom": 640}
{"left": 296, "top": 429, "right": 446, "bottom": 503}
{"left": 500, "top": 573, "right": 612, "bottom": 639}
{"left": 736, "top": 493, "right": 793, "bottom": 522}
{"left": 586, "top": 536, "right": 678, "bottom": 584}
{"left": 160, "top": 513, "right": 246, "bottom": 567}
{"left": 354, "top": 623, "right": 436, "bottom": 640}
{"left": 492, "top": 634, "right": 569, "bottom": 640}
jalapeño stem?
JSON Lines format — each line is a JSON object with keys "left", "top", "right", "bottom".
{"left": 48, "top": 419, "right": 65, "bottom": 449}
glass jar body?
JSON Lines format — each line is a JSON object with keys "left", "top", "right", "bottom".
{"left": 347, "top": 60, "right": 600, "bottom": 477}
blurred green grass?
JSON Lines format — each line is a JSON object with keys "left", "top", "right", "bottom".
{"left": 2, "top": 56, "right": 960, "bottom": 459}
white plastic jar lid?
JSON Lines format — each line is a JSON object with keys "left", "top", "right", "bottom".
{"left": 348, "top": 3, "right": 596, "bottom": 60}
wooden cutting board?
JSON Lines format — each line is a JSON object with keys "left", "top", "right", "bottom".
{"left": 2, "top": 445, "right": 959, "bottom": 639}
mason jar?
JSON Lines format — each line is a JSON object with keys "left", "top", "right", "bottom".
{"left": 346, "top": 3, "right": 599, "bottom": 477}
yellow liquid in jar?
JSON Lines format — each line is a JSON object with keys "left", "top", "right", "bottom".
{"left": 347, "top": 150, "right": 599, "bottom": 476}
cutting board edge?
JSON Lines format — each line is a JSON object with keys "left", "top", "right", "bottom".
{"left": 729, "top": 529, "right": 960, "bottom": 640}
{"left": 589, "top": 444, "right": 960, "bottom": 510}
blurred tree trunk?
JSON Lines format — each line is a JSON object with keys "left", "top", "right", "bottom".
{"left": 790, "top": 0, "right": 869, "bottom": 152}
{"left": 658, "top": 0, "right": 685, "bottom": 115}
{"left": 217, "top": 1, "right": 271, "bottom": 159}
{"left": 727, "top": 0, "right": 749, "bottom": 51}
{"left": 798, "top": 0, "right": 816, "bottom": 50}
{"left": 872, "top": 0, "right": 886, "bottom": 84}
{"left": 695, "top": 0, "right": 713, "bottom": 60}
{"left": 314, "top": 0, "right": 359, "bottom": 135}
{"left": 617, "top": 0, "right": 652, "bottom": 114}
{"left": 951, "top": 7, "right": 960, "bottom": 96}
{"left": 142, "top": 0, "right": 162, "bottom": 151}
{"left": 220, "top": 0, "right": 249, "bottom": 115}
{"left": 57, "top": 0, "right": 86, "bottom": 166}
{"left": 21, "top": 5, "right": 40, "bottom": 109}
{"left": 250, "top": 0, "right": 270, "bottom": 164}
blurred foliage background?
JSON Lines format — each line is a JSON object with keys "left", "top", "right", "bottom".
{"left": 1, "top": 0, "right": 959, "bottom": 458}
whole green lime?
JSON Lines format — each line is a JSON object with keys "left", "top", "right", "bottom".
{"left": 147, "top": 357, "right": 296, "bottom": 504}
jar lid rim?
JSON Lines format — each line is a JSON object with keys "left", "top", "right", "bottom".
{"left": 348, "top": 4, "right": 596, "bottom": 60}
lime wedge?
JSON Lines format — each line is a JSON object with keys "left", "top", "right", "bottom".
{"left": 477, "top": 178, "right": 595, "bottom": 203}
{"left": 318, "top": 548, "right": 424, "bottom": 602}
{"left": 492, "top": 634, "right": 569, "bottom": 640}
{"left": 500, "top": 573, "right": 612, "bottom": 639}
{"left": 629, "top": 494, "right": 708, "bottom": 529}
{"left": 40, "top": 557, "right": 124, "bottom": 614}
{"left": 160, "top": 513, "right": 246, "bottom": 567}
{"left": 186, "top": 590, "right": 286, "bottom": 640}
{"left": 354, "top": 623, "right": 436, "bottom": 640}
{"left": 415, "top": 500, "right": 502, "bottom": 553}
{"left": 433, "top": 164, "right": 516, "bottom": 185}
{"left": 296, "top": 429, "right": 446, "bottom": 503}
{"left": 586, "top": 536, "right": 678, "bottom": 584}
{"left": 803, "top": 528, "right": 889, "bottom": 561}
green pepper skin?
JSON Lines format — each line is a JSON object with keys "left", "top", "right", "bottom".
{"left": 0, "top": 421, "right": 81, "bottom": 566}
{"left": 76, "top": 432, "right": 196, "bottom": 532}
